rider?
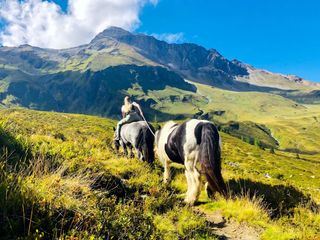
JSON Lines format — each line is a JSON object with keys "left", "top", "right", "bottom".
{"left": 114, "top": 96, "right": 144, "bottom": 141}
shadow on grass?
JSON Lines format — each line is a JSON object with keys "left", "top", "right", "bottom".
{"left": 0, "top": 126, "right": 32, "bottom": 167}
{"left": 226, "top": 178, "right": 319, "bottom": 218}
{"left": 170, "top": 166, "right": 185, "bottom": 179}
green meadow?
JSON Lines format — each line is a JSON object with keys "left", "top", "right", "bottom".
{"left": 0, "top": 108, "right": 319, "bottom": 239}
{"left": 130, "top": 82, "right": 320, "bottom": 153}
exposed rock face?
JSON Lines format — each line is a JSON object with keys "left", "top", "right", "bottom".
{"left": 92, "top": 27, "right": 249, "bottom": 86}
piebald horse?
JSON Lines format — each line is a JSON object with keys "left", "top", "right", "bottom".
{"left": 155, "top": 119, "right": 227, "bottom": 205}
{"left": 114, "top": 121, "right": 155, "bottom": 164}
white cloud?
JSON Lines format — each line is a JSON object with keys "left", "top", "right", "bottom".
{"left": 0, "top": 0, "right": 157, "bottom": 49}
{"left": 151, "top": 32, "right": 185, "bottom": 43}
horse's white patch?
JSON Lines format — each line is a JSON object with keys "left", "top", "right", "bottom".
{"left": 155, "top": 121, "right": 178, "bottom": 183}
{"left": 184, "top": 154, "right": 201, "bottom": 205}
{"left": 183, "top": 119, "right": 209, "bottom": 204}
{"left": 156, "top": 121, "right": 177, "bottom": 164}
{"left": 183, "top": 119, "right": 210, "bottom": 159}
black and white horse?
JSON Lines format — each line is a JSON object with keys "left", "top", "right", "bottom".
{"left": 114, "top": 121, "right": 155, "bottom": 164}
{"left": 155, "top": 119, "right": 227, "bottom": 205}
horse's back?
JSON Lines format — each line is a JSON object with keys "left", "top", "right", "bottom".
{"left": 121, "top": 121, "right": 150, "bottom": 145}
{"left": 123, "top": 121, "right": 148, "bottom": 129}
{"left": 158, "top": 119, "right": 217, "bottom": 163}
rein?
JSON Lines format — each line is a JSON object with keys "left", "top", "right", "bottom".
{"left": 140, "top": 113, "right": 156, "bottom": 137}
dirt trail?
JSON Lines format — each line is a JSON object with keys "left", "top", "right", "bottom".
{"left": 194, "top": 208, "right": 262, "bottom": 240}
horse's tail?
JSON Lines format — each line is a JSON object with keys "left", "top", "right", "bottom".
{"left": 198, "top": 123, "right": 227, "bottom": 197}
{"left": 139, "top": 124, "right": 155, "bottom": 164}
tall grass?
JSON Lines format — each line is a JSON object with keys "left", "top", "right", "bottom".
{"left": 0, "top": 110, "right": 216, "bottom": 239}
{"left": 0, "top": 108, "right": 319, "bottom": 239}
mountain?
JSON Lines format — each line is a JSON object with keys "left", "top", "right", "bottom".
{"left": 0, "top": 65, "right": 195, "bottom": 117}
{"left": 90, "top": 27, "right": 319, "bottom": 91}
{"left": 236, "top": 64, "right": 320, "bottom": 91}
{"left": 93, "top": 27, "right": 248, "bottom": 88}
{"left": 0, "top": 26, "right": 320, "bottom": 118}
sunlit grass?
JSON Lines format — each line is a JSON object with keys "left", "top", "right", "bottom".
{"left": 0, "top": 108, "right": 319, "bottom": 239}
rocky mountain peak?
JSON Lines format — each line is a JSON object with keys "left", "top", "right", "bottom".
{"left": 91, "top": 26, "right": 132, "bottom": 42}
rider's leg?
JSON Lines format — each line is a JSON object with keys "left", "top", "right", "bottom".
{"left": 115, "top": 118, "right": 126, "bottom": 140}
{"left": 115, "top": 113, "right": 142, "bottom": 140}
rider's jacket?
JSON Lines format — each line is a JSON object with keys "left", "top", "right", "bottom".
{"left": 122, "top": 102, "right": 142, "bottom": 117}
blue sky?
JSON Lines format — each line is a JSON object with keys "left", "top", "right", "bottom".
{"left": 138, "top": 0, "right": 320, "bottom": 82}
{"left": 1, "top": 0, "right": 319, "bottom": 82}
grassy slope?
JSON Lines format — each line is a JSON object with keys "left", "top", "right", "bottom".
{"left": 196, "top": 83, "right": 320, "bottom": 153}
{"left": 236, "top": 69, "right": 320, "bottom": 91}
{"left": 62, "top": 43, "right": 158, "bottom": 72}
{"left": 137, "top": 82, "right": 320, "bottom": 153}
{"left": 0, "top": 41, "right": 158, "bottom": 75}
{"left": 0, "top": 108, "right": 319, "bottom": 239}
{"left": 173, "top": 132, "right": 320, "bottom": 239}
{"left": 195, "top": 83, "right": 310, "bottom": 122}
{"left": 0, "top": 109, "right": 216, "bottom": 239}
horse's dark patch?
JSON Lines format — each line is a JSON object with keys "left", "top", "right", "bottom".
{"left": 195, "top": 122, "right": 220, "bottom": 145}
{"left": 164, "top": 122, "right": 187, "bottom": 164}
{"left": 135, "top": 128, "right": 144, "bottom": 148}
{"left": 198, "top": 122, "right": 227, "bottom": 196}
{"left": 194, "top": 122, "right": 204, "bottom": 144}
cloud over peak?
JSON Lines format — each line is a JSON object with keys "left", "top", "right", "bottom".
{"left": 0, "top": 0, "right": 157, "bottom": 49}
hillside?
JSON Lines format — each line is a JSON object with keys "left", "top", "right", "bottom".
{"left": 1, "top": 28, "right": 320, "bottom": 154}
{"left": 125, "top": 81, "right": 320, "bottom": 153}
{"left": 236, "top": 65, "right": 320, "bottom": 91}
{"left": 1, "top": 27, "right": 320, "bottom": 118}
{"left": 0, "top": 108, "right": 319, "bottom": 239}
{"left": 0, "top": 65, "right": 194, "bottom": 117}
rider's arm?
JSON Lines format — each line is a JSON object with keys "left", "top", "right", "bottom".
{"left": 132, "top": 102, "right": 144, "bottom": 117}
{"left": 121, "top": 105, "right": 126, "bottom": 118}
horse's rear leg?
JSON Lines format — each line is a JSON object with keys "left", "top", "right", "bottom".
{"left": 184, "top": 169, "right": 192, "bottom": 201}
{"left": 205, "top": 179, "right": 220, "bottom": 198}
{"left": 121, "top": 142, "right": 128, "bottom": 157}
{"left": 184, "top": 158, "right": 201, "bottom": 206}
{"left": 163, "top": 159, "right": 171, "bottom": 184}
{"left": 129, "top": 146, "right": 134, "bottom": 158}
{"left": 137, "top": 150, "right": 144, "bottom": 161}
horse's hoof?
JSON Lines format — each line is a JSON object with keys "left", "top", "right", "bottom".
{"left": 205, "top": 183, "right": 214, "bottom": 198}
{"left": 163, "top": 179, "right": 170, "bottom": 185}
{"left": 184, "top": 199, "right": 195, "bottom": 206}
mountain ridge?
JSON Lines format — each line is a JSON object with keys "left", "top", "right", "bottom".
{"left": 1, "top": 26, "right": 320, "bottom": 117}
{"left": 2, "top": 26, "right": 318, "bottom": 89}
{"left": 92, "top": 27, "right": 319, "bottom": 89}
